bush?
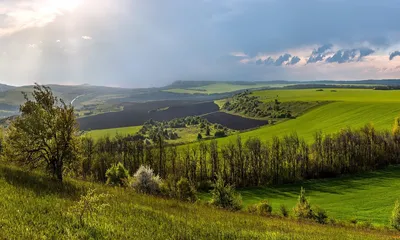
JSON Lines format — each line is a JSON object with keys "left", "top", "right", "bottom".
{"left": 293, "top": 187, "right": 313, "bottom": 219}
{"left": 67, "top": 188, "right": 110, "bottom": 226}
{"left": 176, "top": 177, "right": 197, "bottom": 202}
{"left": 197, "top": 133, "right": 203, "bottom": 141}
{"left": 280, "top": 204, "right": 289, "bottom": 217}
{"left": 131, "top": 165, "right": 161, "bottom": 195}
{"left": 255, "top": 200, "right": 273, "bottom": 216}
{"left": 214, "top": 130, "right": 226, "bottom": 138}
{"left": 391, "top": 200, "right": 400, "bottom": 230}
{"left": 210, "top": 176, "right": 242, "bottom": 210}
{"left": 105, "top": 162, "right": 129, "bottom": 186}
{"left": 313, "top": 206, "right": 328, "bottom": 224}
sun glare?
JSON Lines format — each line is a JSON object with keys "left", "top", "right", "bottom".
{"left": 48, "top": 0, "right": 82, "bottom": 11}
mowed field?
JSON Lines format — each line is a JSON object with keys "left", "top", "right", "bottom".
{"left": 200, "top": 165, "right": 400, "bottom": 226}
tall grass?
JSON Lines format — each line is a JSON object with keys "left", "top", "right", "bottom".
{"left": 0, "top": 164, "right": 397, "bottom": 239}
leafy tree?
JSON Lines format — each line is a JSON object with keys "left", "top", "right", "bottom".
{"left": 210, "top": 175, "right": 242, "bottom": 210}
{"left": 4, "top": 84, "right": 79, "bottom": 181}
{"left": 293, "top": 187, "right": 313, "bottom": 219}
{"left": 391, "top": 200, "right": 400, "bottom": 230}
{"left": 106, "top": 162, "right": 129, "bottom": 186}
{"left": 205, "top": 125, "right": 211, "bottom": 136}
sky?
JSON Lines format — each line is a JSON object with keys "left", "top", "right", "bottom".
{"left": 1, "top": 0, "right": 400, "bottom": 88}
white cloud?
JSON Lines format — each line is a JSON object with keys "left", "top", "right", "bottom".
{"left": 82, "top": 36, "right": 92, "bottom": 40}
{"left": 230, "top": 52, "right": 248, "bottom": 57}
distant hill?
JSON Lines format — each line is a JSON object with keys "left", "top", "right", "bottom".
{"left": 0, "top": 83, "right": 16, "bottom": 92}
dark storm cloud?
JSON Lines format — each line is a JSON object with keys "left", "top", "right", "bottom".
{"left": 307, "top": 44, "right": 333, "bottom": 63}
{"left": 288, "top": 56, "right": 301, "bottom": 65}
{"left": 325, "top": 48, "right": 375, "bottom": 64}
{"left": 274, "top": 53, "right": 292, "bottom": 66}
{"left": 389, "top": 51, "right": 400, "bottom": 60}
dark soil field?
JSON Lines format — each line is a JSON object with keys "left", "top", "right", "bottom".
{"left": 202, "top": 112, "right": 269, "bottom": 130}
{"left": 78, "top": 101, "right": 219, "bottom": 130}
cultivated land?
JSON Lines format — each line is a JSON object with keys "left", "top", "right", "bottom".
{"left": 200, "top": 165, "right": 400, "bottom": 226}
{"left": 164, "top": 82, "right": 290, "bottom": 94}
{"left": 0, "top": 164, "right": 397, "bottom": 239}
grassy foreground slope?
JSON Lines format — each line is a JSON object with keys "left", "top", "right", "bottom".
{"left": 200, "top": 166, "right": 400, "bottom": 226}
{"left": 0, "top": 164, "right": 396, "bottom": 239}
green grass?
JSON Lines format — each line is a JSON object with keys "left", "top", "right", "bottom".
{"left": 85, "top": 126, "right": 142, "bottom": 140}
{"left": 253, "top": 88, "right": 400, "bottom": 103}
{"left": 200, "top": 166, "right": 400, "bottom": 226}
{"left": 218, "top": 101, "right": 400, "bottom": 143}
{"left": 0, "top": 164, "right": 397, "bottom": 239}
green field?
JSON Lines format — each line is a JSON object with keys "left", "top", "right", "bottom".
{"left": 253, "top": 88, "right": 400, "bottom": 103}
{"left": 206, "top": 89, "right": 400, "bottom": 145}
{"left": 85, "top": 126, "right": 142, "bottom": 140}
{"left": 0, "top": 164, "right": 396, "bottom": 239}
{"left": 200, "top": 165, "right": 400, "bottom": 226}
{"left": 165, "top": 83, "right": 289, "bottom": 94}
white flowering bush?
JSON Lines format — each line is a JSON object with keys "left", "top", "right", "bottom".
{"left": 131, "top": 165, "right": 161, "bottom": 195}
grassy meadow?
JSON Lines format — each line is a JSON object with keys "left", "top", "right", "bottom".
{"left": 200, "top": 165, "right": 400, "bottom": 226}
{"left": 205, "top": 88, "right": 400, "bottom": 144}
{"left": 85, "top": 126, "right": 142, "bottom": 140}
{"left": 0, "top": 164, "right": 397, "bottom": 239}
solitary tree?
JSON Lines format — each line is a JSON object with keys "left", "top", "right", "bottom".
{"left": 4, "top": 84, "right": 79, "bottom": 181}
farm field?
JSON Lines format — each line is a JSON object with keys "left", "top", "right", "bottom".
{"left": 200, "top": 165, "right": 400, "bottom": 226}
{"left": 0, "top": 164, "right": 396, "bottom": 239}
{"left": 84, "top": 126, "right": 142, "bottom": 140}
{"left": 165, "top": 82, "right": 289, "bottom": 94}
{"left": 199, "top": 88, "right": 400, "bottom": 145}
{"left": 253, "top": 88, "right": 400, "bottom": 103}
{"left": 202, "top": 111, "right": 269, "bottom": 130}
{"left": 218, "top": 101, "right": 400, "bottom": 143}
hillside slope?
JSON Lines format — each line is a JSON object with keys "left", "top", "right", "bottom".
{"left": 0, "top": 164, "right": 396, "bottom": 239}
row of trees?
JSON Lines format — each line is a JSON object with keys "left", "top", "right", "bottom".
{"left": 3, "top": 85, "right": 400, "bottom": 188}
{"left": 76, "top": 123, "right": 400, "bottom": 187}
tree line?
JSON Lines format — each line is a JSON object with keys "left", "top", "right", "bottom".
{"left": 3, "top": 84, "right": 400, "bottom": 188}
{"left": 76, "top": 122, "right": 400, "bottom": 187}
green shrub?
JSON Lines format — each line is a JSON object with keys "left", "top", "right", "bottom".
{"left": 105, "top": 162, "right": 129, "bottom": 186}
{"left": 293, "top": 187, "right": 313, "bottom": 220}
{"left": 67, "top": 188, "right": 110, "bottom": 226}
{"left": 280, "top": 204, "right": 289, "bottom": 217}
{"left": 210, "top": 176, "right": 242, "bottom": 210}
{"left": 256, "top": 200, "right": 273, "bottom": 216}
{"left": 313, "top": 206, "right": 328, "bottom": 224}
{"left": 390, "top": 200, "right": 400, "bottom": 230}
{"left": 197, "top": 133, "right": 203, "bottom": 141}
{"left": 176, "top": 177, "right": 197, "bottom": 202}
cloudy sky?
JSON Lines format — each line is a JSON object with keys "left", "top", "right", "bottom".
{"left": 1, "top": 0, "right": 400, "bottom": 87}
